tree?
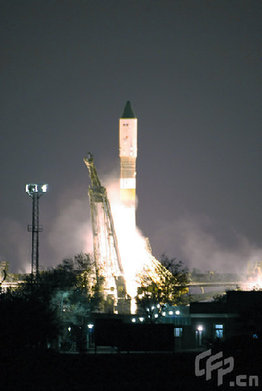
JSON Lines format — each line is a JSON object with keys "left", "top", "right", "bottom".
{"left": 0, "top": 253, "right": 105, "bottom": 352}
{"left": 39, "top": 253, "right": 104, "bottom": 351}
{"left": 136, "top": 254, "right": 190, "bottom": 322}
{"left": 0, "top": 288, "right": 60, "bottom": 354}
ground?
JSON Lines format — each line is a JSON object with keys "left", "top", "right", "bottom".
{"left": 2, "top": 348, "right": 262, "bottom": 391}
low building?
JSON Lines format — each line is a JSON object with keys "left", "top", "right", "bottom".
{"left": 189, "top": 291, "right": 262, "bottom": 349}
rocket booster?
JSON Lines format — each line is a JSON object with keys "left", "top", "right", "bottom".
{"left": 119, "top": 101, "right": 137, "bottom": 222}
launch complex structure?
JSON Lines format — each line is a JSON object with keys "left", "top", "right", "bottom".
{"left": 84, "top": 152, "right": 129, "bottom": 313}
{"left": 84, "top": 102, "right": 165, "bottom": 313}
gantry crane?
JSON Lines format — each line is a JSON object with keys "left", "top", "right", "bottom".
{"left": 84, "top": 153, "right": 129, "bottom": 313}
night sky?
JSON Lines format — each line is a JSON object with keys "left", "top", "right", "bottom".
{"left": 0, "top": 0, "right": 261, "bottom": 273}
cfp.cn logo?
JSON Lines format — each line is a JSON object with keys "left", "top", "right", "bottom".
{"left": 195, "top": 349, "right": 259, "bottom": 387}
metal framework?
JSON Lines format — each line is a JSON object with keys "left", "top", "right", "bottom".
{"left": 26, "top": 184, "right": 47, "bottom": 277}
{"left": 84, "top": 153, "right": 128, "bottom": 312}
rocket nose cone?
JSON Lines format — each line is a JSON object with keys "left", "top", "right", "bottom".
{"left": 121, "top": 101, "right": 136, "bottom": 118}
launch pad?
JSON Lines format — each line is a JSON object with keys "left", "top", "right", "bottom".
{"left": 84, "top": 102, "right": 167, "bottom": 314}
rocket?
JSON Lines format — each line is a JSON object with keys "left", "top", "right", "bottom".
{"left": 119, "top": 101, "right": 137, "bottom": 227}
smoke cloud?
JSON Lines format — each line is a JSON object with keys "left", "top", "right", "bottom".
{"left": 2, "top": 170, "right": 261, "bottom": 280}
{"left": 0, "top": 218, "right": 30, "bottom": 273}
{"left": 0, "top": 194, "right": 93, "bottom": 272}
{"left": 47, "top": 195, "right": 93, "bottom": 265}
{"left": 93, "top": 173, "right": 262, "bottom": 278}
{"left": 151, "top": 214, "right": 262, "bottom": 274}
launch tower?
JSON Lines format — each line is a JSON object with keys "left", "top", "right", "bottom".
{"left": 84, "top": 153, "right": 129, "bottom": 313}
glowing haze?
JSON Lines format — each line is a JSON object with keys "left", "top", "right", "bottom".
{"left": 106, "top": 177, "right": 157, "bottom": 301}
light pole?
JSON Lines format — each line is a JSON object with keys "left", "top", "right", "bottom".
{"left": 197, "top": 325, "right": 204, "bottom": 346}
{"left": 26, "top": 183, "right": 48, "bottom": 278}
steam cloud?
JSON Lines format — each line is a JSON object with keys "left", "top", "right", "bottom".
{"left": 0, "top": 218, "right": 30, "bottom": 273}
{"left": 2, "top": 172, "right": 261, "bottom": 279}
{"left": 47, "top": 196, "right": 93, "bottom": 264}
{"left": 151, "top": 215, "right": 262, "bottom": 274}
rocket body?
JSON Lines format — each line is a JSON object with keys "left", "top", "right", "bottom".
{"left": 119, "top": 101, "right": 137, "bottom": 227}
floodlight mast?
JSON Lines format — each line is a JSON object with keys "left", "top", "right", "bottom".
{"left": 26, "top": 184, "right": 47, "bottom": 278}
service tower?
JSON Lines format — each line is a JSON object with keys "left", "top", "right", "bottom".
{"left": 119, "top": 101, "right": 137, "bottom": 228}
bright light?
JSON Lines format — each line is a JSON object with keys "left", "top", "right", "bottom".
{"left": 26, "top": 184, "right": 37, "bottom": 194}
{"left": 41, "top": 184, "right": 48, "bottom": 192}
{"left": 108, "top": 180, "right": 165, "bottom": 301}
{"left": 156, "top": 304, "right": 160, "bottom": 308}
{"left": 241, "top": 260, "right": 262, "bottom": 291}
{"left": 26, "top": 183, "right": 48, "bottom": 196}
{"left": 89, "top": 177, "right": 172, "bottom": 313}
{"left": 131, "top": 318, "right": 136, "bottom": 323}
{"left": 197, "top": 325, "right": 203, "bottom": 332}
{"left": 175, "top": 310, "right": 180, "bottom": 315}
{"left": 139, "top": 317, "right": 144, "bottom": 322}
{"left": 243, "top": 274, "right": 262, "bottom": 290}
{"left": 151, "top": 306, "right": 155, "bottom": 310}
{"left": 68, "top": 327, "right": 71, "bottom": 332}
{"left": 88, "top": 323, "right": 94, "bottom": 329}
{"left": 168, "top": 311, "right": 173, "bottom": 315}
{"left": 154, "top": 314, "right": 159, "bottom": 318}
{"left": 162, "top": 312, "right": 166, "bottom": 316}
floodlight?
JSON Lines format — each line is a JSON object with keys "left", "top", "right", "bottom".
{"left": 26, "top": 183, "right": 48, "bottom": 196}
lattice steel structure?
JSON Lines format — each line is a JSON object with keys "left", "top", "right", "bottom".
{"left": 26, "top": 184, "right": 47, "bottom": 277}
{"left": 84, "top": 153, "right": 129, "bottom": 312}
